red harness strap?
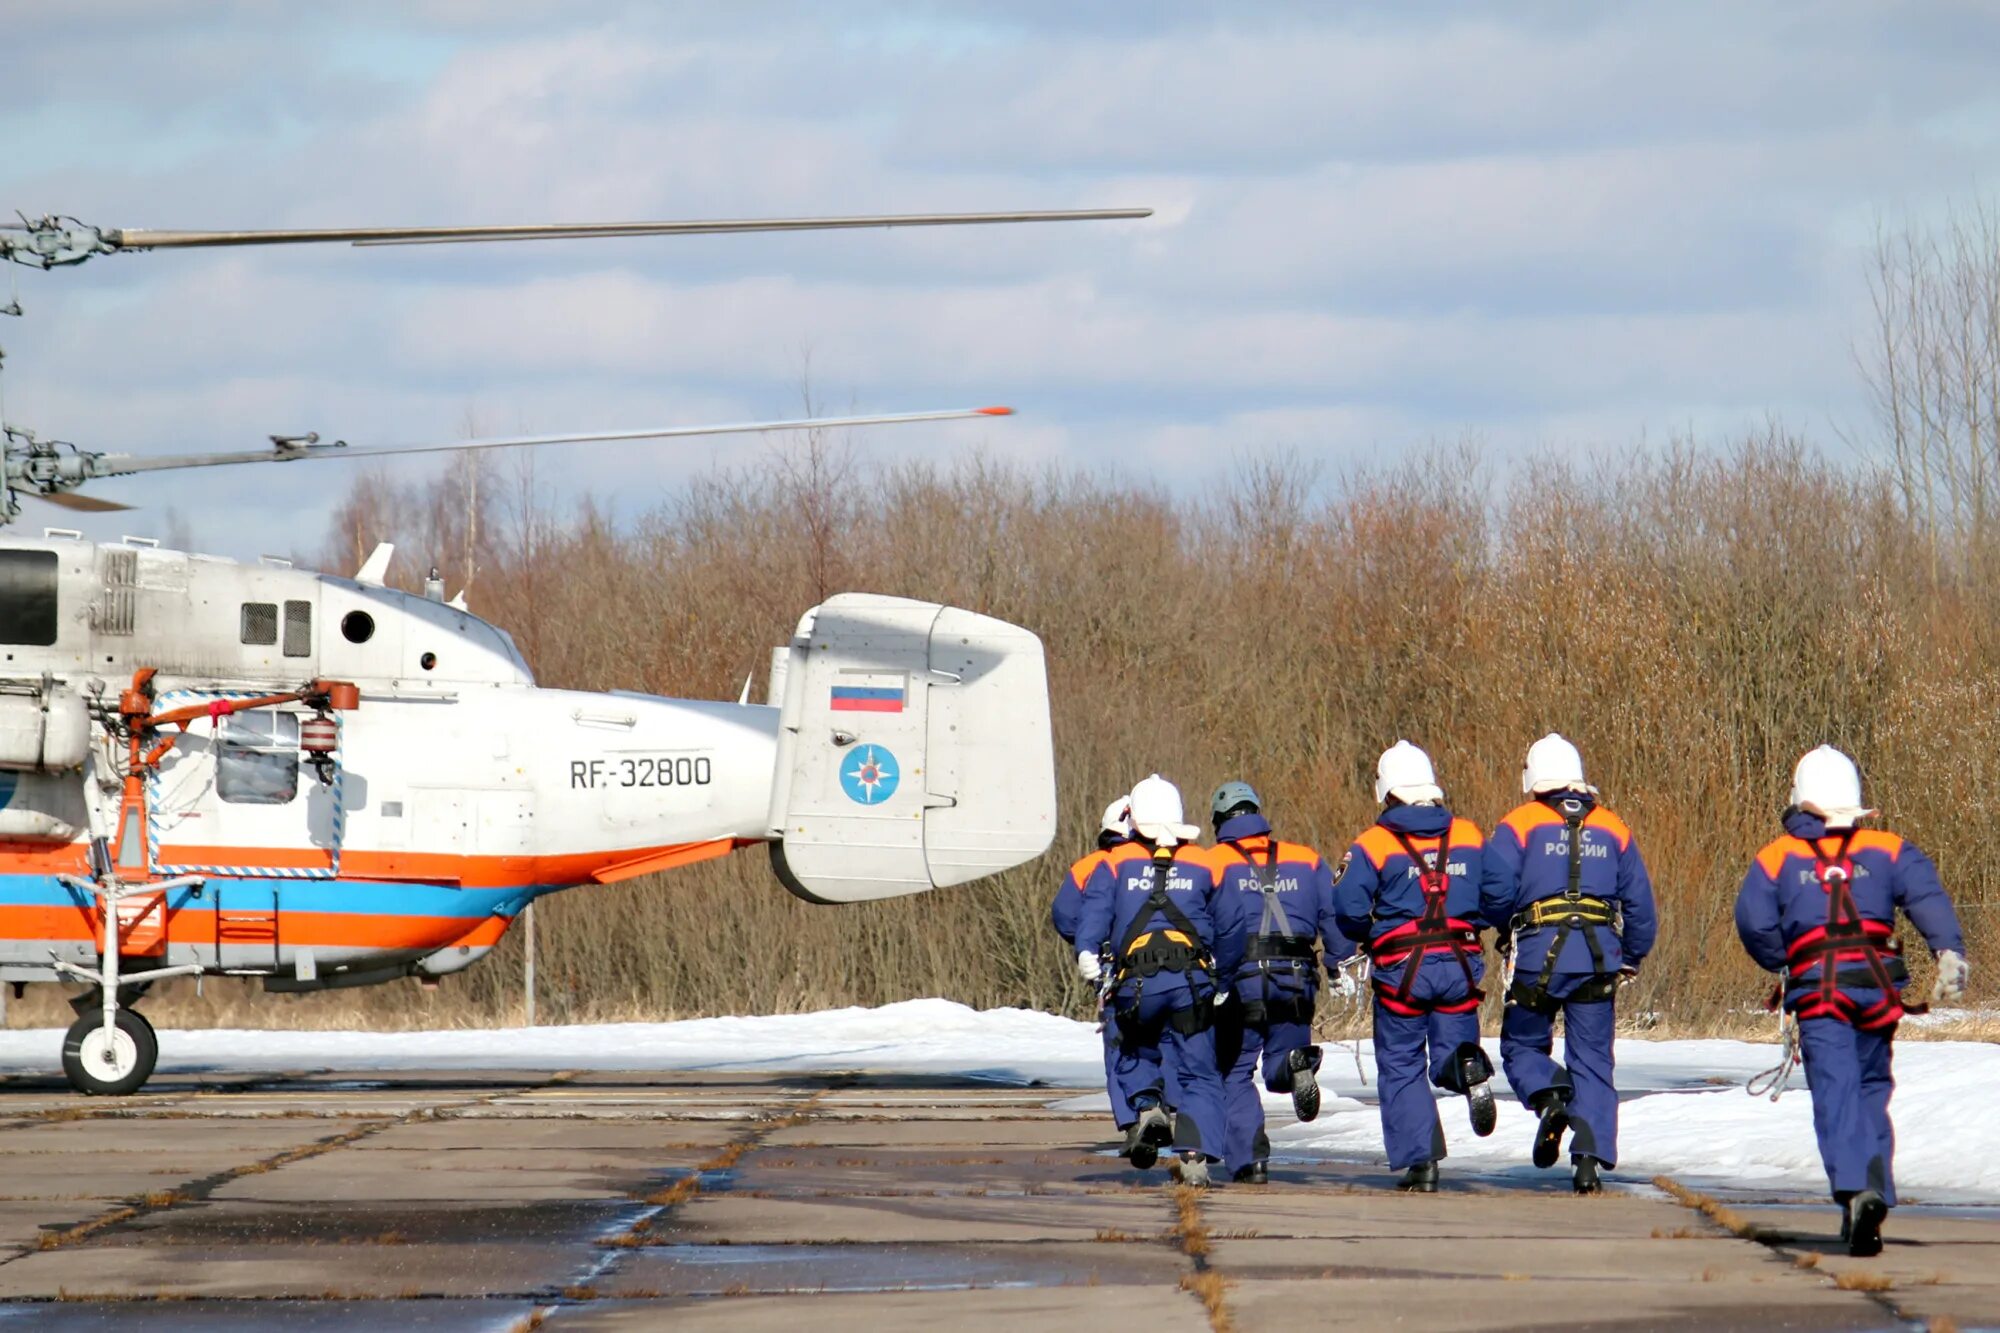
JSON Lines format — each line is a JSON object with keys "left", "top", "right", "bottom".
{"left": 1782, "top": 831, "right": 1923, "bottom": 1032}
{"left": 1368, "top": 829, "right": 1482, "bottom": 1016}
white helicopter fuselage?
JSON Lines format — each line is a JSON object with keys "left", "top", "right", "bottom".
{"left": 0, "top": 531, "right": 1056, "bottom": 1004}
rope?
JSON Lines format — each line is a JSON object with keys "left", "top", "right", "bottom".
{"left": 1333, "top": 954, "right": 1371, "bottom": 1086}
{"left": 1746, "top": 992, "right": 1801, "bottom": 1102}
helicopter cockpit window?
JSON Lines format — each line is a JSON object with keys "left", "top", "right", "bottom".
{"left": 217, "top": 712, "right": 299, "bottom": 806}
{"left": 0, "top": 550, "right": 59, "bottom": 647}
{"left": 283, "top": 600, "right": 312, "bottom": 658}
{"left": 240, "top": 602, "right": 278, "bottom": 647}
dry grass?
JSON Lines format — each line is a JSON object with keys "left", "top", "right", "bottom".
{"left": 31, "top": 435, "right": 2000, "bottom": 1033}
{"left": 1179, "top": 1271, "right": 1235, "bottom": 1332}
{"left": 1832, "top": 1270, "right": 1896, "bottom": 1292}
{"left": 1170, "top": 1183, "right": 1211, "bottom": 1259}
{"left": 1651, "top": 1175, "right": 1763, "bottom": 1241}
{"left": 1794, "top": 1252, "right": 1821, "bottom": 1269}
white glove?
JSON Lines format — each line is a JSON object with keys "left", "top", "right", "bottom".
{"left": 1932, "top": 949, "right": 1969, "bottom": 1005}
{"left": 1212, "top": 990, "right": 1230, "bottom": 1007}
{"left": 1077, "top": 950, "right": 1102, "bottom": 983}
{"left": 1329, "top": 968, "right": 1361, "bottom": 1002}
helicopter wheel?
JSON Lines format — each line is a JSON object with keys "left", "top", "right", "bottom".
{"left": 61, "top": 1009, "right": 157, "bottom": 1097}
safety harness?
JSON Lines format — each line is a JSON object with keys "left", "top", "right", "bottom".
{"left": 1781, "top": 831, "right": 1921, "bottom": 1032}
{"left": 1225, "top": 836, "right": 1317, "bottom": 1025}
{"left": 1113, "top": 845, "right": 1216, "bottom": 1034}
{"left": 1507, "top": 797, "right": 1621, "bottom": 1015}
{"left": 1368, "top": 827, "right": 1482, "bottom": 1016}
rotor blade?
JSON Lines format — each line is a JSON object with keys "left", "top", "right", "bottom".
{"left": 34, "top": 490, "right": 134, "bottom": 513}
{"left": 101, "top": 210, "right": 1152, "bottom": 253}
{"left": 89, "top": 406, "right": 1015, "bottom": 479}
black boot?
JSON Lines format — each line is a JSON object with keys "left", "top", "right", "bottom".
{"left": 1128, "top": 1103, "right": 1172, "bottom": 1170}
{"left": 1572, "top": 1156, "right": 1602, "bottom": 1195}
{"left": 1464, "top": 1070, "right": 1497, "bottom": 1139}
{"left": 1398, "top": 1161, "right": 1439, "bottom": 1193}
{"left": 1530, "top": 1089, "right": 1571, "bottom": 1170}
{"left": 1232, "top": 1160, "right": 1268, "bottom": 1185}
{"left": 1288, "top": 1046, "right": 1322, "bottom": 1122}
{"left": 1846, "top": 1189, "right": 1887, "bottom": 1257}
{"left": 1450, "top": 1044, "right": 1497, "bottom": 1138}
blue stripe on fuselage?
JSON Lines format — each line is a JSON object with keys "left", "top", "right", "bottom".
{"left": 0, "top": 874, "right": 533, "bottom": 918}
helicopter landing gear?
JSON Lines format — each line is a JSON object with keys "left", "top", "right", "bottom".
{"left": 61, "top": 1008, "right": 157, "bottom": 1096}
{"left": 50, "top": 869, "right": 205, "bottom": 1098}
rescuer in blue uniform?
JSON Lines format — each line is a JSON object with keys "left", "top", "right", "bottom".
{"left": 1074, "top": 774, "right": 1229, "bottom": 1187}
{"left": 1481, "top": 734, "right": 1657, "bottom": 1195}
{"left": 1206, "top": 780, "right": 1357, "bottom": 1183}
{"left": 1333, "top": 741, "right": 1496, "bottom": 1192}
{"left": 1051, "top": 797, "right": 1140, "bottom": 1142}
{"left": 1735, "top": 745, "right": 1968, "bottom": 1257}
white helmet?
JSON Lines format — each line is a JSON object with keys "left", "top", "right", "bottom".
{"left": 1522, "top": 733, "right": 1592, "bottom": 796}
{"left": 1374, "top": 740, "right": 1444, "bottom": 806}
{"left": 1790, "top": 745, "right": 1875, "bottom": 828}
{"left": 1100, "top": 797, "right": 1134, "bottom": 839}
{"left": 1128, "top": 774, "right": 1200, "bottom": 846}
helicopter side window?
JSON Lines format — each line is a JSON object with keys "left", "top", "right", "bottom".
{"left": 217, "top": 712, "right": 299, "bottom": 806}
{"left": 283, "top": 601, "right": 312, "bottom": 658}
{"left": 240, "top": 602, "right": 278, "bottom": 647}
{"left": 0, "top": 550, "right": 59, "bottom": 647}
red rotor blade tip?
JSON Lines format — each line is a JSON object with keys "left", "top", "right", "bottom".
{"left": 977, "top": 406, "right": 1015, "bottom": 416}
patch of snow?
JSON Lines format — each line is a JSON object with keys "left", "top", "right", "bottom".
{"left": 0, "top": 1000, "right": 1989, "bottom": 1202}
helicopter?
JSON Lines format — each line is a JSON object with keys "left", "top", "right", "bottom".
{"left": 0, "top": 205, "right": 1148, "bottom": 1093}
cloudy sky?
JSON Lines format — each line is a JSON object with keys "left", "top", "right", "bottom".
{"left": 4, "top": 3, "right": 1999, "bottom": 558}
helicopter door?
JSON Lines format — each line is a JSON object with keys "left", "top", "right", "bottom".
{"left": 151, "top": 704, "right": 342, "bottom": 970}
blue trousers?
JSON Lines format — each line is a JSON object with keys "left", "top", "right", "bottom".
{"left": 1500, "top": 976, "right": 1619, "bottom": 1166}
{"left": 1102, "top": 1005, "right": 1136, "bottom": 1128}
{"left": 1371, "top": 954, "right": 1489, "bottom": 1171}
{"left": 1111, "top": 984, "right": 1227, "bottom": 1161}
{"left": 1798, "top": 1016, "right": 1897, "bottom": 1205}
{"left": 1213, "top": 1002, "right": 1317, "bottom": 1176}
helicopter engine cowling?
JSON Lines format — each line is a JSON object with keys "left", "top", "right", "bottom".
{"left": 764, "top": 594, "right": 1057, "bottom": 904}
{"left": 0, "top": 685, "right": 89, "bottom": 772}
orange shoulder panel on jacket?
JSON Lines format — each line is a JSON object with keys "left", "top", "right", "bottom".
{"left": 1755, "top": 836, "right": 1806, "bottom": 881}
{"left": 1355, "top": 825, "right": 1402, "bottom": 869}
{"left": 1448, "top": 817, "right": 1484, "bottom": 848}
{"left": 1066, "top": 849, "right": 1106, "bottom": 885}
{"left": 1848, "top": 828, "right": 1906, "bottom": 858}
{"left": 1501, "top": 803, "right": 1560, "bottom": 841}
{"left": 1278, "top": 840, "right": 1323, "bottom": 868}
{"left": 1102, "top": 843, "right": 1149, "bottom": 872}
{"left": 1176, "top": 844, "right": 1222, "bottom": 872}
{"left": 1586, "top": 807, "right": 1632, "bottom": 850}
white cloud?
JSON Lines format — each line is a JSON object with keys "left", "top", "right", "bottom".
{"left": 4, "top": 5, "right": 1999, "bottom": 558}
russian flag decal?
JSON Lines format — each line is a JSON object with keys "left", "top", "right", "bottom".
{"left": 830, "top": 676, "right": 908, "bottom": 713}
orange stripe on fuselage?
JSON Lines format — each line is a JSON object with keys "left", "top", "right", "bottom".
{"left": 142, "top": 838, "right": 748, "bottom": 888}
{"left": 0, "top": 902, "right": 513, "bottom": 953}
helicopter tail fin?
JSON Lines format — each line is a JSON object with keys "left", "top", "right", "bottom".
{"left": 764, "top": 594, "right": 1056, "bottom": 904}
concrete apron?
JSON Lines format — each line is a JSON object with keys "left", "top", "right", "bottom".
{"left": 0, "top": 1066, "right": 1978, "bottom": 1330}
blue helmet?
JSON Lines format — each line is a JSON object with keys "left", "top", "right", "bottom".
{"left": 1210, "top": 780, "right": 1261, "bottom": 823}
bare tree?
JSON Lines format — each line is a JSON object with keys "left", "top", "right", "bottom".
{"left": 1859, "top": 202, "right": 2000, "bottom": 583}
